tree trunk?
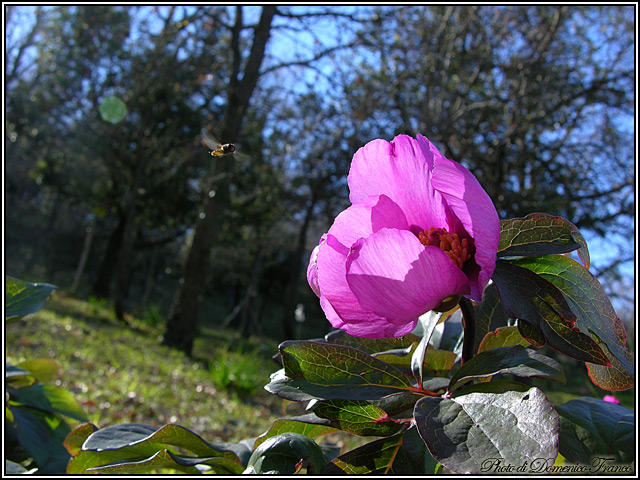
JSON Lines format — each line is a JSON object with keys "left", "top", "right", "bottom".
{"left": 113, "top": 209, "right": 138, "bottom": 322}
{"left": 92, "top": 216, "right": 126, "bottom": 298}
{"left": 140, "top": 245, "right": 159, "bottom": 309}
{"left": 239, "top": 237, "right": 264, "bottom": 338}
{"left": 162, "top": 6, "right": 276, "bottom": 356}
{"left": 71, "top": 223, "right": 94, "bottom": 294}
{"left": 280, "top": 192, "right": 318, "bottom": 339}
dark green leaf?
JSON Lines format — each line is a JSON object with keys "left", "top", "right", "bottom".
{"left": 449, "top": 345, "right": 565, "bottom": 392}
{"left": 498, "top": 213, "right": 589, "bottom": 266}
{"left": 5, "top": 276, "right": 56, "bottom": 320}
{"left": 473, "top": 282, "right": 512, "bottom": 352}
{"left": 555, "top": 397, "right": 634, "bottom": 465}
{"left": 264, "top": 340, "right": 416, "bottom": 402}
{"left": 99, "top": 96, "right": 127, "bottom": 124}
{"left": 313, "top": 399, "right": 404, "bottom": 436}
{"left": 10, "top": 406, "right": 52, "bottom": 468}
{"left": 477, "top": 326, "right": 530, "bottom": 353}
{"left": 244, "top": 432, "right": 327, "bottom": 474}
{"left": 254, "top": 416, "right": 337, "bottom": 450}
{"left": 421, "top": 377, "right": 451, "bottom": 393}
{"left": 10, "top": 384, "right": 88, "bottom": 422}
{"left": 11, "top": 406, "right": 72, "bottom": 474}
{"left": 414, "top": 387, "right": 559, "bottom": 474}
{"left": 492, "top": 260, "right": 610, "bottom": 366}
{"left": 511, "top": 255, "right": 634, "bottom": 390}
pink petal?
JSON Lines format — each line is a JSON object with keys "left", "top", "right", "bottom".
{"left": 307, "top": 243, "right": 321, "bottom": 298}
{"left": 426, "top": 134, "right": 500, "bottom": 301}
{"left": 321, "top": 295, "right": 418, "bottom": 338}
{"left": 316, "top": 235, "right": 379, "bottom": 324}
{"left": 327, "top": 195, "right": 409, "bottom": 248}
{"left": 348, "top": 136, "right": 448, "bottom": 233}
{"left": 346, "top": 228, "right": 470, "bottom": 323}
{"left": 316, "top": 235, "right": 416, "bottom": 338}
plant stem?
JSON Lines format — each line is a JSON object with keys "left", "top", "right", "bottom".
{"left": 459, "top": 297, "right": 476, "bottom": 365}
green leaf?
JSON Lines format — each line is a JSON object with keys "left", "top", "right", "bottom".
{"left": 586, "top": 350, "right": 634, "bottom": 392}
{"left": 67, "top": 423, "right": 245, "bottom": 474}
{"left": 5, "top": 460, "right": 30, "bottom": 474}
{"left": 16, "top": 359, "right": 60, "bottom": 383}
{"left": 264, "top": 340, "right": 416, "bottom": 402}
{"left": 254, "top": 415, "right": 337, "bottom": 450}
{"left": 322, "top": 427, "right": 437, "bottom": 475}
{"left": 492, "top": 260, "right": 610, "bottom": 366}
{"left": 555, "top": 397, "right": 635, "bottom": 465}
{"left": 64, "top": 423, "right": 99, "bottom": 456}
{"left": 428, "top": 316, "right": 464, "bottom": 352}
{"left": 451, "top": 380, "right": 533, "bottom": 397}
{"left": 322, "top": 431, "right": 402, "bottom": 474}
{"left": 367, "top": 344, "right": 456, "bottom": 379}
{"left": 324, "top": 330, "right": 421, "bottom": 354}
{"left": 89, "top": 449, "right": 243, "bottom": 475}
{"left": 414, "top": 387, "right": 560, "bottom": 474}
{"left": 5, "top": 363, "right": 31, "bottom": 379}
{"left": 6, "top": 365, "right": 37, "bottom": 389}
{"left": 244, "top": 432, "right": 327, "bottom": 474}
{"left": 421, "top": 349, "right": 457, "bottom": 377}
{"left": 369, "top": 391, "right": 425, "bottom": 416}
{"left": 477, "top": 326, "right": 530, "bottom": 353}
{"left": 473, "top": 282, "right": 512, "bottom": 352}
{"left": 498, "top": 213, "right": 589, "bottom": 267}
{"left": 11, "top": 406, "right": 72, "bottom": 474}
{"left": 448, "top": 345, "right": 565, "bottom": 392}
{"left": 99, "top": 96, "right": 127, "bottom": 124}
{"left": 411, "top": 310, "right": 443, "bottom": 385}
{"left": 511, "top": 255, "right": 634, "bottom": 390}
{"left": 5, "top": 276, "right": 56, "bottom": 320}
{"left": 517, "top": 318, "right": 546, "bottom": 346}
{"left": 313, "top": 399, "right": 404, "bottom": 436}
{"left": 10, "top": 384, "right": 88, "bottom": 422}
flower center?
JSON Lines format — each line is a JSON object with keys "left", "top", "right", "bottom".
{"left": 418, "top": 227, "right": 471, "bottom": 269}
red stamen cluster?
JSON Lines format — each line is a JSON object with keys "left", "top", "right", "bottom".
{"left": 418, "top": 226, "right": 471, "bottom": 269}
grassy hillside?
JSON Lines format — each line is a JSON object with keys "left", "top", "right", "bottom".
{"left": 5, "top": 291, "right": 290, "bottom": 444}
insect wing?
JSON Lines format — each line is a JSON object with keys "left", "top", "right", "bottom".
{"left": 201, "top": 128, "right": 222, "bottom": 153}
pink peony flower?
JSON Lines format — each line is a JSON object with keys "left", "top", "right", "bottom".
{"left": 307, "top": 134, "right": 500, "bottom": 338}
{"left": 603, "top": 395, "right": 620, "bottom": 405}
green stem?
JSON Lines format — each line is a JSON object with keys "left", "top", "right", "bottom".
{"left": 459, "top": 297, "right": 476, "bottom": 365}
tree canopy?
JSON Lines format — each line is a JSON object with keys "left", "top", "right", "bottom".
{"left": 4, "top": 5, "right": 634, "bottom": 351}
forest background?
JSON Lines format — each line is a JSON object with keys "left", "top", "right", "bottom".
{"left": 4, "top": 6, "right": 635, "bottom": 362}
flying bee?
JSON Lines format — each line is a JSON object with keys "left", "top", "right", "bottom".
{"left": 201, "top": 128, "right": 235, "bottom": 156}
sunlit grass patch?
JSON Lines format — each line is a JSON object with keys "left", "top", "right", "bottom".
{"left": 5, "top": 292, "right": 284, "bottom": 443}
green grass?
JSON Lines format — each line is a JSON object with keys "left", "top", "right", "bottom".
{"left": 5, "top": 291, "right": 286, "bottom": 444}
